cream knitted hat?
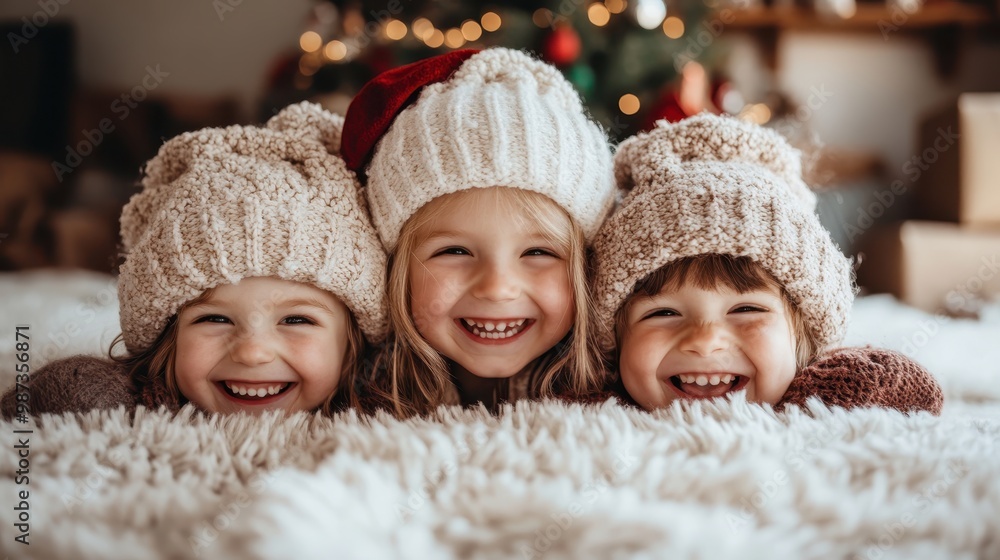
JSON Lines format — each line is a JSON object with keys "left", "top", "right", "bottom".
{"left": 592, "top": 113, "right": 856, "bottom": 352}
{"left": 342, "top": 48, "right": 615, "bottom": 249}
{"left": 118, "top": 101, "right": 389, "bottom": 352}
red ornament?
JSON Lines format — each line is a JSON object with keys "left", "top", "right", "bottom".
{"left": 542, "top": 26, "right": 581, "bottom": 68}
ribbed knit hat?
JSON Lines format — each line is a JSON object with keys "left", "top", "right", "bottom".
{"left": 342, "top": 47, "right": 615, "bottom": 249}
{"left": 118, "top": 101, "right": 389, "bottom": 352}
{"left": 592, "top": 113, "right": 856, "bottom": 352}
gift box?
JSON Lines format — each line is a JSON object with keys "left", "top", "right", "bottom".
{"left": 915, "top": 93, "right": 1000, "bottom": 226}
{"left": 858, "top": 220, "right": 1000, "bottom": 314}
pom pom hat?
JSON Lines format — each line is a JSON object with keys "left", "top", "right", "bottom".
{"left": 342, "top": 47, "right": 615, "bottom": 249}
{"left": 592, "top": 113, "right": 857, "bottom": 352}
{"left": 118, "top": 102, "right": 389, "bottom": 353}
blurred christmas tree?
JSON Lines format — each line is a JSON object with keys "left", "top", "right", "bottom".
{"left": 277, "top": 0, "right": 722, "bottom": 140}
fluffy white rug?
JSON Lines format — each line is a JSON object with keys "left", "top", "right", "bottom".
{"left": 2, "top": 271, "right": 1000, "bottom": 559}
{"left": 1, "top": 397, "right": 998, "bottom": 559}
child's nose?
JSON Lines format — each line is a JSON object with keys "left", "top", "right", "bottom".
{"left": 471, "top": 261, "right": 520, "bottom": 302}
{"left": 679, "top": 322, "right": 728, "bottom": 356}
{"left": 229, "top": 331, "right": 277, "bottom": 366}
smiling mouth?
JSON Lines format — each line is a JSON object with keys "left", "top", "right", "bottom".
{"left": 219, "top": 381, "right": 294, "bottom": 401}
{"left": 668, "top": 374, "right": 748, "bottom": 399}
{"left": 459, "top": 318, "right": 533, "bottom": 340}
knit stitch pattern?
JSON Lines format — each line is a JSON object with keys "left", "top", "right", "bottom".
{"left": 362, "top": 48, "right": 615, "bottom": 248}
{"left": 593, "top": 113, "right": 856, "bottom": 352}
{"left": 119, "top": 102, "right": 388, "bottom": 352}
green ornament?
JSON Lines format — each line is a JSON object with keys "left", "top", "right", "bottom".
{"left": 566, "top": 63, "right": 596, "bottom": 99}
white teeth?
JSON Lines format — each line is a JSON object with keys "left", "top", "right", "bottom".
{"left": 226, "top": 381, "right": 288, "bottom": 398}
{"left": 479, "top": 331, "right": 487, "bottom": 338}
{"left": 485, "top": 322, "right": 495, "bottom": 331}
{"left": 464, "top": 319, "right": 528, "bottom": 340}
{"left": 476, "top": 322, "right": 484, "bottom": 328}
{"left": 708, "top": 375, "right": 722, "bottom": 386}
{"left": 696, "top": 375, "right": 708, "bottom": 386}
{"left": 676, "top": 374, "right": 739, "bottom": 386}
{"left": 723, "top": 374, "right": 733, "bottom": 384}
{"left": 497, "top": 322, "right": 507, "bottom": 331}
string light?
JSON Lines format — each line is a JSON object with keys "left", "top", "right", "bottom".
{"left": 588, "top": 3, "right": 611, "bottom": 26}
{"left": 605, "top": 0, "right": 627, "bottom": 14}
{"left": 444, "top": 28, "right": 466, "bottom": 48}
{"left": 635, "top": 0, "right": 667, "bottom": 30}
{"left": 481, "top": 11, "right": 501, "bottom": 32}
{"left": 662, "top": 16, "right": 684, "bottom": 38}
{"left": 425, "top": 28, "right": 445, "bottom": 48}
{"left": 299, "top": 31, "right": 322, "bottom": 52}
{"left": 461, "top": 20, "right": 482, "bottom": 42}
{"left": 532, "top": 8, "right": 553, "bottom": 27}
{"left": 385, "top": 19, "right": 407, "bottom": 40}
{"left": 323, "top": 40, "right": 347, "bottom": 61}
{"left": 412, "top": 17, "right": 434, "bottom": 40}
{"left": 619, "top": 94, "right": 640, "bottom": 115}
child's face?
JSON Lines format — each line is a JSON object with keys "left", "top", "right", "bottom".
{"left": 408, "top": 188, "right": 575, "bottom": 379}
{"left": 619, "top": 281, "right": 797, "bottom": 410}
{"left": 174, "top": 277, "right": 350, "bottom": 414}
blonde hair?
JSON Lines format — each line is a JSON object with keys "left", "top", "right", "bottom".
{"left": 377, "top": 187, "right": 606, "bottom": 418}
{"left": 111, "top": 287, "right": 367, "bottom": 414}
{"left": 612, "top": 254, "right": 818, "bottom": 371}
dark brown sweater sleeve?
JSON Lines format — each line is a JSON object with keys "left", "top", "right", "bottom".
{"left": 1, "top": 355, "right": 137, "bottom": 419}
{"left": 776, "top": 347, "right": 943, "bottom": 415}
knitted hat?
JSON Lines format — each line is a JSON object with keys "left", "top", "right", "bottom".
{"left": 342, "top": 47, "right": 615, "bottom": 249}
{"left": 592, "top": 113, "right": 856, "bottom": 352}
{"left": 118, "top": 101, "right": 389, "bottom": 352}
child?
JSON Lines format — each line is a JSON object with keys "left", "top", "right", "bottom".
{"left": 591, "top": 113, "right": 942, "bottom": 414}
{"left": 1, "top": 102, "right": 388, "bottom": 417}
{"left": 340, "top": 48, "right": 616, "bottom": 417}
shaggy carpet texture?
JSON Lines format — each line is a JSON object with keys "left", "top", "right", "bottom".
{"left": 3, "top": 271, "right": 1000, "bottom": 559}
{"left": 2, "top": 396, "right": 998, "bottom": 560}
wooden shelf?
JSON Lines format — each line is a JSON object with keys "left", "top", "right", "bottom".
{"left": 717, "top": 3, "right": 998, "bottom": 77}
{"left": 725, "top": 3, "right": 995, "bottom": 31}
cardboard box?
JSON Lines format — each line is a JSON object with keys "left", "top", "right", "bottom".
{"left": 915, "top": 93, "right": 1000, "bottom": 226}
{"left": 858, "top": 221, "right": 1000, "bottom": 314}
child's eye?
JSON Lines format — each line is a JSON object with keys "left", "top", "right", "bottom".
{"left": 731, "top": 305, "right": 767, "bottom": 314}
{"left": 433, "top": 247, "right": 471, "bottom": 257}
{"left": 282, "top": 316, "right": 316, "bottom": 325}
{"left": 643, "top": 308, "right": 679, "bottom": 319}
{"left": 195, "top": 314, "right": 230, "bottom": 324}
{"left": 522, "top": 248, "right": 559, "bottom": 258}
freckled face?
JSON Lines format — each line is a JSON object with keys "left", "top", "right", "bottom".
{"left": 619, "top": 282, "right": 797, "bottom": 410}
{"left": 407, "top": 188, "right": 575, "bottom": 379}
{"left": 175, "top": 277, "right": 350, "bottom": 414}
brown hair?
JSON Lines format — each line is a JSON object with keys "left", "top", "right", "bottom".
{"left": 612, "top": 254, "right": 817, "bottom": 370}
{"left": 376, "top": 187, "right": 606, "bottom": 418}
{"left": 110, "top": 288, "right": 368, "bottom": 414}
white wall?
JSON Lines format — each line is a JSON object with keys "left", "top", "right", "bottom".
{"left": 725, "top": 31, "right": 1000, "bottom": 181}
{"left": 2, "top": 0, "right": 314, "bottom": 117}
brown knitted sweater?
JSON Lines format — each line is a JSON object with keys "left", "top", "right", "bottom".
{"left": 1, "top": 346, "right": 943, "bottom": 419}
